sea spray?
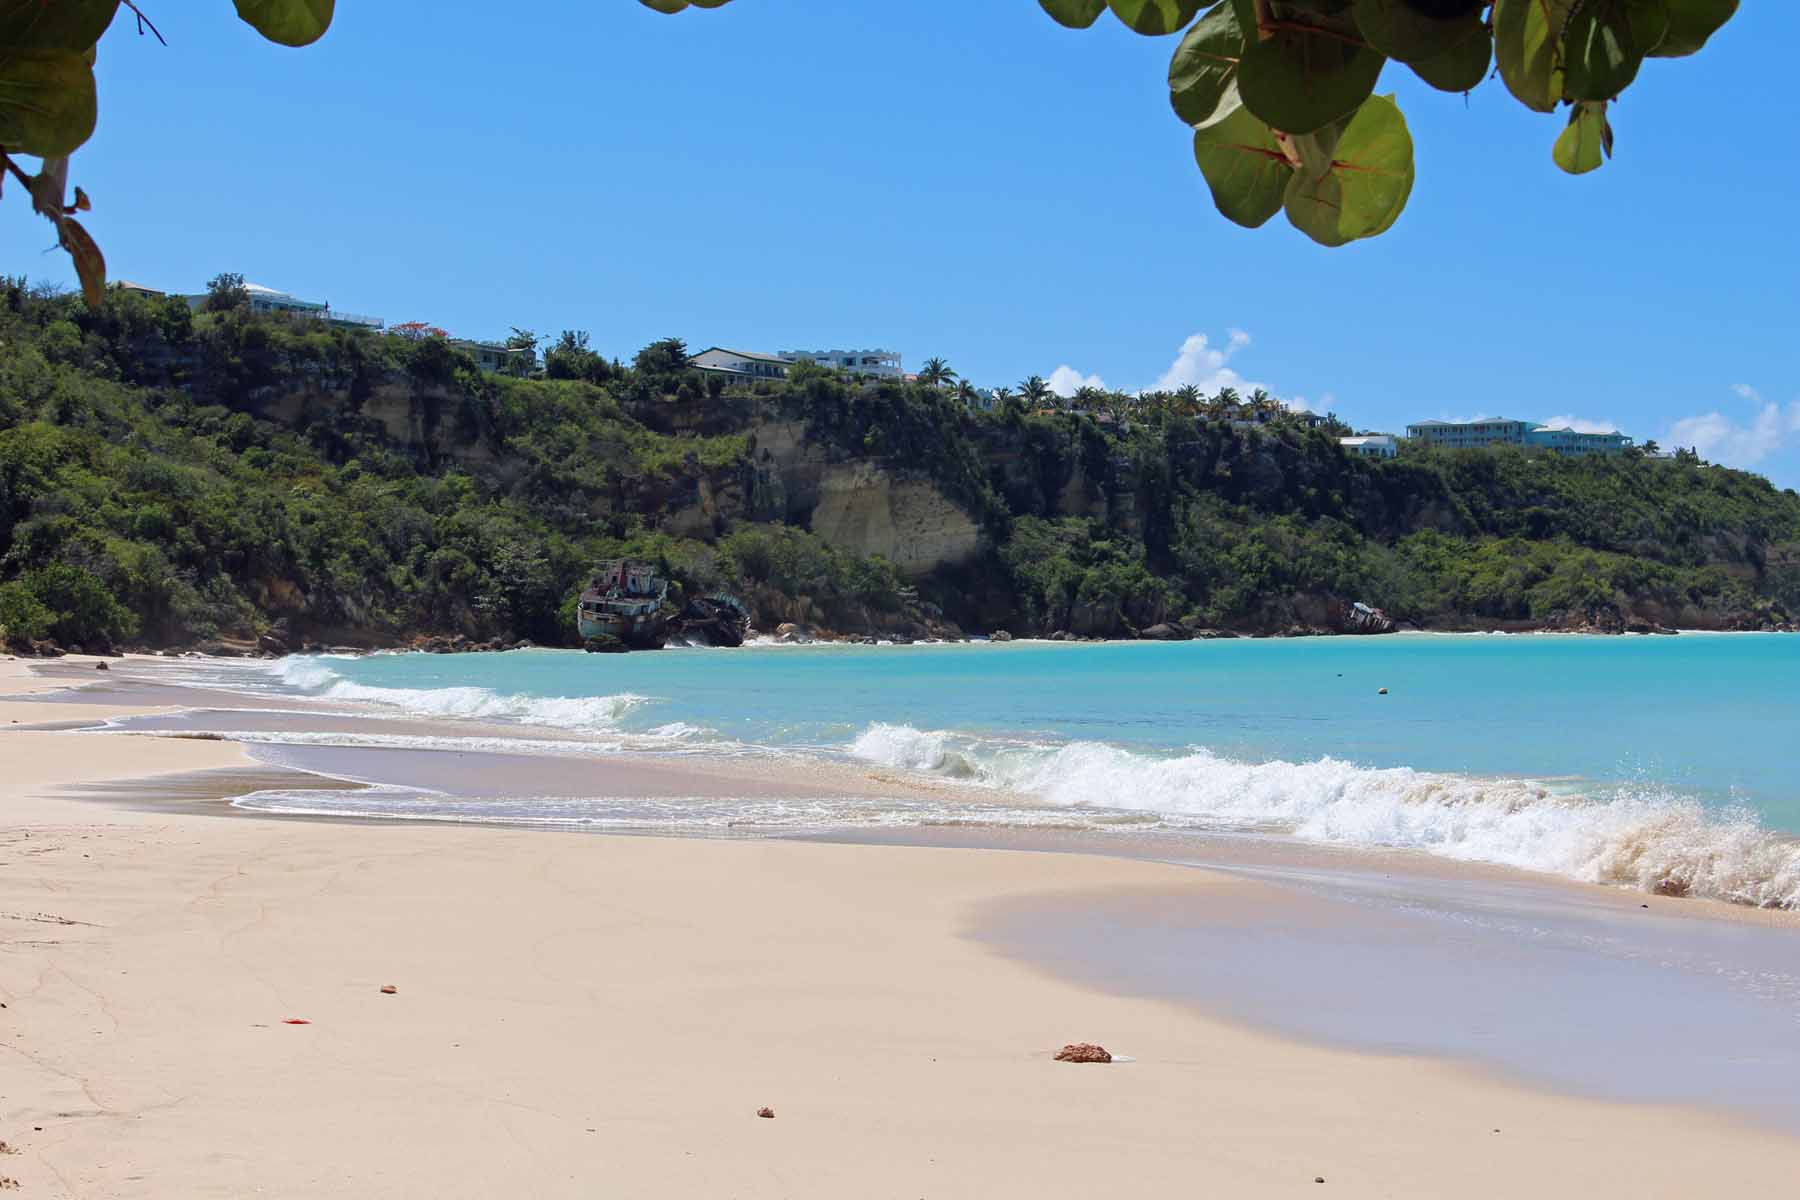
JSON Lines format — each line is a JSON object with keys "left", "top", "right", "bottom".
{"left": 847, "top": 723, "right": 1800, "bottom": 908}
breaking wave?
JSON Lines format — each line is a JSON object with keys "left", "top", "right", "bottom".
{"left": 273, "top": 657, "right": 649, "bottom": 731}
{"left": 847, "top": 724, "right": 1800, "bottom": 909}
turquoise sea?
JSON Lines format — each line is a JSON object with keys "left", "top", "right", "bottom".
{"left": 183, "top": 633, "right": 1800, "bottom": 908}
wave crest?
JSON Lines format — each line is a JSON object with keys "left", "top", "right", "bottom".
{"left": 275, "top": 657, "right": 648, "bottom": 731}
{"left": 847, "top": 724, "right": 1800, "bottom": 909}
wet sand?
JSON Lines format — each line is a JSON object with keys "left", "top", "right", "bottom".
{"left": 5, "top": 656, "right": 1800, "bottom": 1196}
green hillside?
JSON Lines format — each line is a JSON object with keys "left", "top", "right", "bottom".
{"left": 2, "top": 279, "right": 1795, "bottom": 653}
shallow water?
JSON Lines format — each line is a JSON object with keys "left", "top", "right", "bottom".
{"left": 134, "top": 635, "right": 1800, "bottom": 909}
{"left": 974, "top": 836, "right": 1800, "bottom": 1131}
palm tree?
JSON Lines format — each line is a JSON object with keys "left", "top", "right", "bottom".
{"left": 1018, "top": 375, "right": 1052, "bottom": 409}
{"left": 953, "top": 379, "right": 979, "bottom": 410}
{"left": 1174, "top": 384, "right": 1202, "bottom": 417}
{"left": 1073, "top": 384, "right": 1106, "bottom": 413}
{"left": 1641, "top": 439, "right": 1661, "bottom": 456}
{"left": 918, "top": 357, "right": 957, "bottom": 389}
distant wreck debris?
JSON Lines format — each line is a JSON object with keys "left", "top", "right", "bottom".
{"left": 578, "top": 562, "right": 752, "bottom": 652}
{"left": 1336, "top": 600, "right": 1396, "bottom": 635}
{"left": 678, "top": 593, "right": 753, "bottom": 649}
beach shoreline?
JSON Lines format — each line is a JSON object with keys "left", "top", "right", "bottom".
{"left": 5, "top": 656, "right": 1800, "bottom": 1196}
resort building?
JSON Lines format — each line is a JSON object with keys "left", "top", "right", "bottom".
{"left": 1525, "top": 426, "right": 1634, "bottom": 456}
{"left": 1340, "top": 434, "right": 1398, "bottom": 459}
{"left": 450, "top": 339, "right": 537, "bottom": 375}
{"left": 689, "top": 347, "right": 793, "bottom": 384}
{"left": 182, "top": 282, "right": 385, "bottom": 332}
{"left": 1405, "top": 418, "right": 1632, "bottom": 457}
{"left": 777, "top": 348, "right": 904, "bottom": 380}
{"left": 1405, "top": 418, "right": 1540, "bottom": 449}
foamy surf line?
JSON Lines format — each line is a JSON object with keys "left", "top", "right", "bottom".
{"left": 228, "top": 787, "right": 1170, "bottom": 834}
{"left": 846, "top": 723, "right": 1800, "bottom": 910}
{"left": 129, "top": 658, "right": 1800, "bottom": 908}
{"left": 272, "top": 657, "right": 654, "bottom": 730}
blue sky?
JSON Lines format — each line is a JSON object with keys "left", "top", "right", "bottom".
{"left": 7, "top": 2, "right": 1798, "bottom": 486}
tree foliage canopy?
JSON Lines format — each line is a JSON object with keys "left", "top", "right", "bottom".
{"left": 644, "top": 0, "right": 1738, "bottom": 245}
{"left": 0, "top": 1, "right": 1743, "bottom": 302}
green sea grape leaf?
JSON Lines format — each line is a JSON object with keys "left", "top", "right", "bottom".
{"left": 0, "top": 0, "right": 119, "bottom": 51}
{"left": 1238, "top": 27, "right": 1385, "bottom": 134}
{"left": 1652, "top": 0, "right": 1736, "bottom": 57}
{"left": 1553, "top": 100, "right": 1613, "bottom": 174}
{"left": 234, "top": 0, "right": 335, "bottom": 47}
{"left": 1039, "top": 0, "right": 1109, "bottom": 28}
{"left": 1494, "top": 0, "right": 1573, "bottom": 112}
{"left": 1563, "top": 0, "right": 1669, "bottom": 102}
{"left": 1350, "top": 0, "right": 1482, "bottom": 63}
{"left": 1108, "top": 0, "right": 1207, "bottom": 36}
{"left": 1192, "top": 105, "right": 1292, "bottom": 227}
{"left": 1406, "top": 24, "right": 1492, "bottom": 92}
{"left": 1282, "top": 93, "right": 1414, "bottom": 246}
{"left": 1290, "top": 112, "right": 1353, "bottom": 182}
{"left": 0, "top": 49, "right": 97, "bottom": 157}
{"left": 1168, "top": 1, "right": 1247, "bottom": 129}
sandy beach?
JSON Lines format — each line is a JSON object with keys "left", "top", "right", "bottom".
{"left": 4, "top": 657, "right": 1800, "bottom": 1197}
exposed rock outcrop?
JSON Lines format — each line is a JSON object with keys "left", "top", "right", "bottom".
{"left": 808, "top": 462, "right": 982, "bottom": 578}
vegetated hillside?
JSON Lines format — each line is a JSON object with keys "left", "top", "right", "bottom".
{"left": 1, "top": 278, "right": 1796, "bottom": 654}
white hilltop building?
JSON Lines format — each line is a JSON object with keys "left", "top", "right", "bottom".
{"left": 777, "top": 348, "right": 904, "bottom": 381}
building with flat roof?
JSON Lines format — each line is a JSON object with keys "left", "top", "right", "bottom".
{"left": 778, "top": 348, "right": 903, "bottom": 380}
{"left": 1525, "top": 426, "right": 1633, "bottom": 456}
{"left": 690, "top": 347, "right": 792, "bottom": 384}
{"left": 182, "top": 282, "right": 384, "bottom": 332}
{"left": 450, "top": 339, "right": 536, "bottom": 375}
{"left": 1406, "top": 418, "right": 1540, "bottom": 449}
{"left": 1405, "top": 418, "right": 1631, "bottom": 457}
{"left": 1340, "top": 434, "right": 1397, "bottom": 459}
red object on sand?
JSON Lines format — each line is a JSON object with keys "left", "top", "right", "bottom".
{"left": 282, "top": 1019, "right": 311, "bottom": 1025}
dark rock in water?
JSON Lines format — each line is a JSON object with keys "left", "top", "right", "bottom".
{"left": 1139, "top": 622, "right": 1190, "bottom": 641}
{"left": 1054, "top": 1043, "right": 1112, "bottom": 1064}
{"left": 583, "top": 636, "right": 627, "bottom": 654}
{"left": 1378, "top": 687, "right": 1389, "bottom": 695}
{"left": 989, "top": 630, "right": 1014, "bottom": 642}
{"left": 94, "top": 661, "right": 109, "bottom": 671}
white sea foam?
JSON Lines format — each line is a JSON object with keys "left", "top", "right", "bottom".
{"left": 271, "top": 657, "right": 649, "bottom": 731}
{"left": 846, "top": 724, "right": 1800, "bottom": 909}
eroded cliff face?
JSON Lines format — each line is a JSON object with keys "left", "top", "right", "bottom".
{"left": 748, "top": 420, "right": 983, "bottom": 577}
{"left": 810, "top": 462, "right": 982, "bottom": 577}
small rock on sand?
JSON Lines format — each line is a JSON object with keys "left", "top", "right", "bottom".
{"left": 756, "top": 1107, "right": 775, "bottom": 1119}
{"left": 380, "top": 985, "right": 398, "bottom": 994}
{"left": 1054, "top": 1043, "right": 1112, "bottom": 1064}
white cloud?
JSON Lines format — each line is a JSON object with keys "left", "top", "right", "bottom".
{"left": 1540, "top": 414, "right": 1621, "bottom": 434}
{"left": 1667, "top": 385, "right": 1800, "bottom": 466}
{"left": 1040, "top": 328, "right": 1308, "bottom": 406}
{"left": 1150, "top": 330, "right": 1260, "bottom": 395}
{"left": 1047, "top": 365, "right": 1106, "bottom": 397}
